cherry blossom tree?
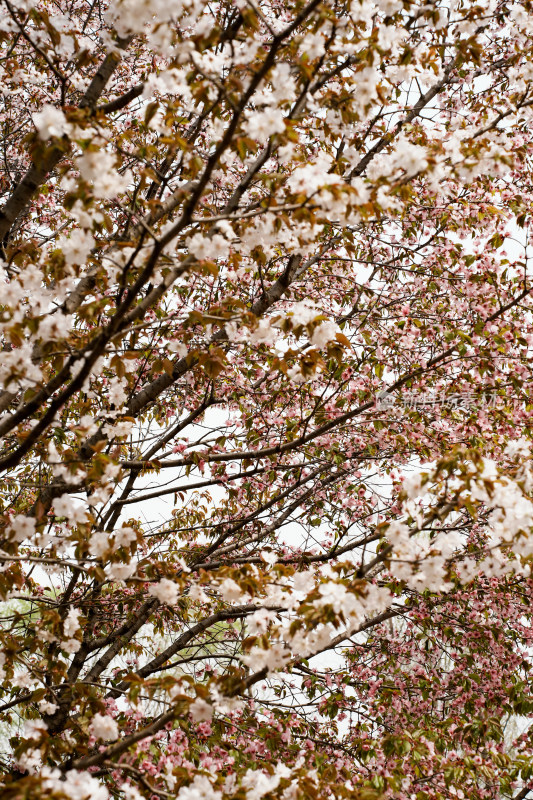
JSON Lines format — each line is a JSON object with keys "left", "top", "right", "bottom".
{"left": 2, "top": 0, "right": 533, "bottom": 797}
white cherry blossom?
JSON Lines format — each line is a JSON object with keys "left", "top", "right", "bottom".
{"left": 149, "top": 578, "right": 180, "bottom": 605}
{"left": 33, "top": 104, "right": 71, "bottom": 139}
{"left": 90, "top": 713, "right": 119, "bottom": 741}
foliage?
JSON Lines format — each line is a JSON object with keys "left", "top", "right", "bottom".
{"left": 1, "top": 0, "right": 533, "bottom": 798}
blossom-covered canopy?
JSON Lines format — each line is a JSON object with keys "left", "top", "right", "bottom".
{"left": 1, "top": 1, "right": 533, "bottom": 798}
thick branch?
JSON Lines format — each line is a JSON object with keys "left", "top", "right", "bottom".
{"left": 0, "top": 36, "right": 133, "bottom": 243}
